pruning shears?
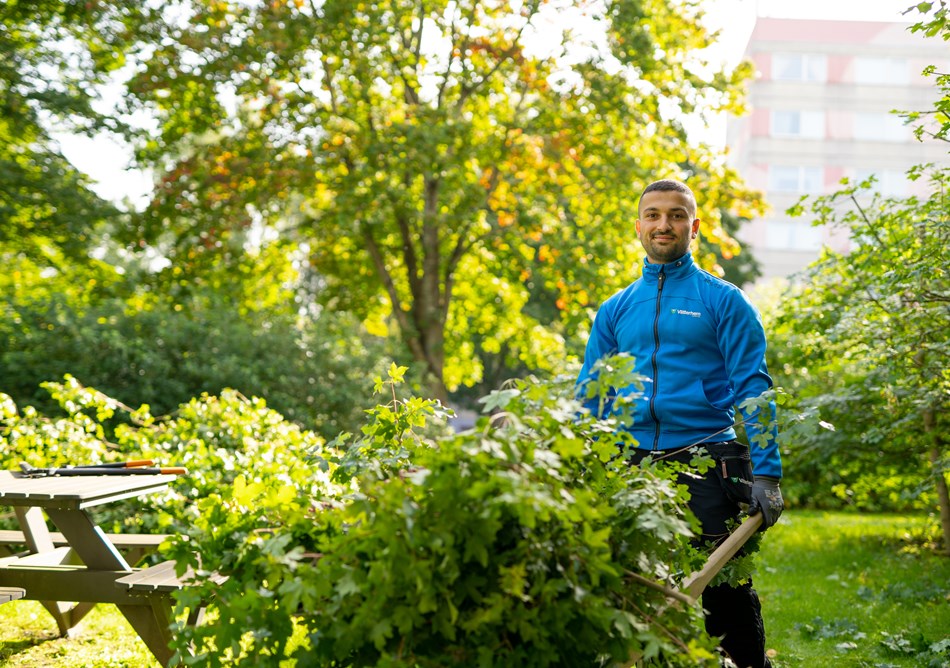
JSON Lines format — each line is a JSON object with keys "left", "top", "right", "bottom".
{"left": 19, "top": 460, "right": 188, "bottom": 478}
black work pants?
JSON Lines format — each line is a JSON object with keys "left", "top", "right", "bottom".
{"left": 629, "top": 444, "right": 771, "bottom": 668}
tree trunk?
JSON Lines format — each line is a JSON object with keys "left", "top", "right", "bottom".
{"left": 358, "top": 217, "right": 449, "bottom": 405}
{"left": 418, "top": 320, "right": 449, "bottom": 405}
{"left": 923, "top": 407, "right": 950, "bottom": 555}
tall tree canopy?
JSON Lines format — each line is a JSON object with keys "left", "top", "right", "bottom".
{"left": 0, "top": 0, "right": 134, "bottom": 265}
{"left": 0, "top": 2, "right": 391, "bottom": 433}
{"left": 114, "top": 0, "right": 761, "bottom": 400}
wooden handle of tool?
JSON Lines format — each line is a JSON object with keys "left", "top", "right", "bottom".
{"left": 682, "top": 512, "right": 763, "bottom": 601}
{"left": 621, "top": 513, "right": 764, "bottom": 668}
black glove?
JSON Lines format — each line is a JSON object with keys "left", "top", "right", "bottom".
{"left": 750, "top": 476, "right": 784, "bottom": 529}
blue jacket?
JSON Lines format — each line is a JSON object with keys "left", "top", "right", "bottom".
{"left": 576, "top": 253, "right": 782, "bottom": 478}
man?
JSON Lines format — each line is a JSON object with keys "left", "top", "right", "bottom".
{"left": 576, "top": 179, "right": 783, "bottom": 668}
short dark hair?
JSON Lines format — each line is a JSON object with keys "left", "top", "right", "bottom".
{"left": 638, "top": 179, "right": 697, "bottom": 217}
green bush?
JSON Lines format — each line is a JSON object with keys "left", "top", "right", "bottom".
{"left": 160, "top": 363, "right": 721, "bottom": 667}
{"left": 0, "top": 377, "right": 332, "bottom": 537}
{"left": 1, "top": 252, "right": 388, "bottom": 441}
{"left": 1, "top": 363, "right": 731, "bottom": 666}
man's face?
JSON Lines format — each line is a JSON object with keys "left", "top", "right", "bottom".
{"left": 636, "top": 190, "right": 701, "bottom": 264}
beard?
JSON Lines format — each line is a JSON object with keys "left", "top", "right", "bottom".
{"left": 640, "top": 233, "right": 690, "bottom": 263}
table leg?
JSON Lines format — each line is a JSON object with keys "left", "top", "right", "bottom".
{"left": 44, "top": 509, "right": 131, "bottom": 571}
{"left": 120, "top": 596, "right": 175, "bottom": 667}
{"left": 14, "top": 507, "right": 54, "bottom": 552}
{"left": 45, "top": 508, "right": 176, "bottom": 665}
{"left": 14, "top": 507, "right": 95, "bottom": 635}
{"left": 42, "top": 601, "right": 96, "bottom": 637}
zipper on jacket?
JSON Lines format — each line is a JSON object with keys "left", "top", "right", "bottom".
{"left": 649, "top": 268, "right": 665, "bottom": 450}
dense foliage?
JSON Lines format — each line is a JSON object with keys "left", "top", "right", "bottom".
{"left": 0, "top": 249, "right": 391, "bottom": 440}
{"left": 0, "top": 375, "right": 332, "bottom": 536}
{"left": 106, "top": 0, "right": 762, "bottom": 400}
{"left": 0, "top": 0, "right": 129, "bottom": 263}
{"left": 0, "top": 362, "right": 760, "bottom": 666}
{"left": 1, "top": 1, "right": 398, "bottom": 437}
{"left": 768, "top": 167, "right": 950, "bottom": 548}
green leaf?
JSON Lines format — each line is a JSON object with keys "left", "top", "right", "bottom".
{"left": 477, "top": 388, "right": 520, "bottom": 413}
{"left": 388, "top": 363, "right": 408, "bottom": 384}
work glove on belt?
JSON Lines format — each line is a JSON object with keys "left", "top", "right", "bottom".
{"left": 750, "top": 476, "right": 784, "bottom": 529}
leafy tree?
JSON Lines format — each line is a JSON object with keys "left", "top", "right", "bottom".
{"left": 778, "top": 168, "right": 950, "bottom": 547}
{"left": 697, "top": 209, "right": 762, "bottom": 288}
{"left": 114, "top": 0, "right": 762, "bottom": 401}
{"left": 164, "top": 366, "right": 725, "bottom": 666}
{"left": 903, "top": 0, "right": 949, "bottom": 141}
{"left": 766, "top": 1, "right": 950, "bottom": 553}
{"left": 1, "top": 2, "right": 404, "bottom": 434}
{"left": 772, "top": 167, "right": 949, "bottom": 550}
{"left": 0, "top": 0, "right": 140, "bottom": 264}
{"left": 0, "top": 248, "right": 390, "bottom": 440}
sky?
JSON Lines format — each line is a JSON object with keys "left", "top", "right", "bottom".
{"left": 58, "top": 0, "right": 918, "bottom": 209}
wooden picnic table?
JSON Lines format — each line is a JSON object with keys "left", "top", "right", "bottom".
{"left": 0, "top": 470, "right": 185, "bottom": 665}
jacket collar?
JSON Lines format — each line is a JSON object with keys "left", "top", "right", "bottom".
{"left": 640, "top": 252, "right": 695, "bottom": 282}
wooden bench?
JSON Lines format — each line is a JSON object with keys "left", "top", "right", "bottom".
{"left": 116, "top": 559, "right": 228, "bottom": 626}
{"left": 0, "top": 529, "right": 169, "bottom": 565}
{"left": 116, "top": 560, "right": 228, "bottom": 593}
{"left": 113, "top": 560, "right": 227, "bottom": 663}
{"left": 0, "top": 587, "right": 26, "bottom": 604}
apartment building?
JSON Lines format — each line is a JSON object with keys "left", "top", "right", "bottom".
{"left": 726, "top": 17, "right": 948, "bottom": 281}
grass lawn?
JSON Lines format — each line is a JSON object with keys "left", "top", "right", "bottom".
{"left": 0, "top": 510, "right": 947, "bottom": 667}
{"left": 759, "top": 510, "right": 950, "bottom": 667}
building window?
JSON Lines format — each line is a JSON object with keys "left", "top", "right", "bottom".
{"left": 853, "top": 169, "right": 910, "bottom": 196}
{"left": 854, "top": 57, "right": 908, "bottom": 85}
{"left": 854, "top": 113, "right": 908, "bottom": 142}
{"left": 771, "top": 110, "right": 824, "bottom": 138}
{"left": 769, "top": 166, "right": 824, "bottom": 193}
{"left": 773, "top": 53, "right": 827, "bottom": 82}
{"left": 765, "top": 220, "right": 823, "bottom": 251}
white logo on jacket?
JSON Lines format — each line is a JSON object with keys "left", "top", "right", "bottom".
{"left": 670, "top": 308, "right": 701, "bottom": 318}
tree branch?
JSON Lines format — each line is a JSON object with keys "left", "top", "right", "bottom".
{"left": 624, "top": 569, "right": 695, "bottom": 606}
{"left": 455, "top": 3, "right": 539, "bottom": 109}
{"left": 442, "top": 233, "right": 472, "bottom": 321}
{"left": 390, "top": 1, "right": 425, "bottom": 106}
{"left": 435, "top": 0, "right": 462, "bottom": 109}
{"left": 388, "top": 195, "right": 421, "bottom": 297}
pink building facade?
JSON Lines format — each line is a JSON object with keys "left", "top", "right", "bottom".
{"left": 726, "top": 17, "right": 947, "bottom": 281}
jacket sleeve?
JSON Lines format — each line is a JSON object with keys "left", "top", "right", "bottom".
{"left": 575, "top": 303, "right": 618, "bottom": 418}
{"left": 717, "top": 290, "right": 783, "bottom": 479}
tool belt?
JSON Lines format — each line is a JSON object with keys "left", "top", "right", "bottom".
{"left": 628, "top": 440, "right": 755, "bottom": 505}
{"left": 705, "top": 440, "right": 755, "bottom": 505}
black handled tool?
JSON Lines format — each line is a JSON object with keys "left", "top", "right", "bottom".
{"left": 19, "top": 462, "right": 187, "bottom": 477}
{"left": 84, "top": 460, "right": 155, "bottom": 469}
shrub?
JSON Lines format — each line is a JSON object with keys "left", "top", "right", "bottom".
{"left": 0, "top": 377, "right": 330, "bottom": 537}
{"left": 1, "top": 362, "right": 727, "bottom": 666}
{"left": 163, "top": 362, "right": 720, "bottom": 667}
